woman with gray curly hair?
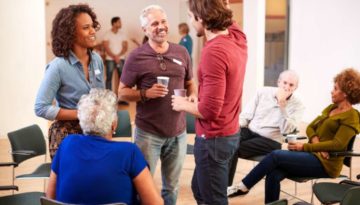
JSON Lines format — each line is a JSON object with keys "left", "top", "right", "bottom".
{"left": 46, "top": 89, "right": 163, "bottom": 205}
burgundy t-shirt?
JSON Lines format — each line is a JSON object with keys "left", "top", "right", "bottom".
{"left": 197, "top": 23, "right": 248, "bottom": 138}
{"left": 121, "top": 42, "right": 192, "bottom": 137}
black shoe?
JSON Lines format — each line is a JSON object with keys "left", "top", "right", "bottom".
{"left": 228, "top": 189, "right": 249, "bottom": 198}
{"left": 118, "top": 101, "right": 129, "bottom": 105}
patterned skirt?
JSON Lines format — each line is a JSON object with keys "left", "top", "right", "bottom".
{"left": 48, "top": 120, "right": 82, "bottom": 159}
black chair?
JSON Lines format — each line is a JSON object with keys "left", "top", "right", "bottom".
{"left": 284, "top": 135, "right": 359, "bottom": 203}
{"left": 0, "top": 191, "right": 44, "bottom": 205}
{"left": 40, "top": 196, "right": 69, "bottom": 205}
{"left": 6, "top": 124, "right": 51, "bottom": 190}
{"left": 243, "top": 135, "right": 359, "bottom": 204}
{"left": 40, "top": 196, "right": 128, "bottom": 205}
{"left": 113, "top": 110, "right": 132, "bottom": 141}
{"left": 266, "top": 198, "right": 288, "bottom": 205}
{"left": 186, "top": 112, "right": 196, "bottom": 134}
{"left": 313, "top": 173, "right": 360, "bottom": 205}
{"left": 186, "top": 113, "right": 196, "bottom": 155}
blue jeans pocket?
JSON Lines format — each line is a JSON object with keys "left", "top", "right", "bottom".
{"left": 207, "top": 136, "right": 239, "bottom": 163}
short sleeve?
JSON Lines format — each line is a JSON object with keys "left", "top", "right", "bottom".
{"left": 120, "top": 52, "right": 139, "bottom": 87}
{"left": 129, "top": 145, "right": 148, "bottom": 178}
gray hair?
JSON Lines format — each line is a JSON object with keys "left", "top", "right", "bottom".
{"left": 278, "top": 70, "right": 300, "bottom": 86}
{"left": 139, "top": 4, "right": 166, "bottom": 28}
{"left": 77, "top": 88, "right": 117, "bottom": 136}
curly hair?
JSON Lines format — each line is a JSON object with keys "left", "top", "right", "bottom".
{"left": 188, "top": 0, "right": 232, "bottom": 31}
{"left": 334, "top": 68, "right": 360, "bottom": 105}
{"left": 77, "top": 89, "right": 117, "bottom": 136}
{"left": 51, "top": 4, "right": 100, "bottom": 58}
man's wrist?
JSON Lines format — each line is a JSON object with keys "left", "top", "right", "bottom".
{"left": 140, "top": 89, "right": 148, "bottom": 102}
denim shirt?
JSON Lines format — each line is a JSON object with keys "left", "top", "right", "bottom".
{"left": 35, "top": 51, "right": 105, "bottom": 120}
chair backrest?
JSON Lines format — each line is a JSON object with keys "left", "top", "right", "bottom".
{"left": 114, "top": 110, "right": 132, "bottom": 138}
{"left": 40, "top": 196, "right": 68, "bottom": 205}
{"left": 8, "top": 124, "right": 46, "bottom": 164}
{"left": 40, "top": 196, "right": 127, "bottom": 205}
{"left": 266, "top": 198, "right": 288, "bottom": 205}
{"left": 341, "top": 187, "right": 360, "bottom": 205}
{"left": 343, "top": 135, "right": 356, "bottom": 168}
{"left": 186, "top": 113, "right": 196, "bottom": 134}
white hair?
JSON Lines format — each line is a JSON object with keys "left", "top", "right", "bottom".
{"left": 278, "top": 70, "right": 300, "bottom": 86}
{"left": 139, "top": 4, "right": 166, "bottom": 28}
{"left": 77, "top": 88, "right": 117, "bottom": 136}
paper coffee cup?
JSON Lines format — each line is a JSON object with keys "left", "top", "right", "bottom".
{"left": 157, "top": 76, "right": 169, "bottom": 88}
{"left": 286, "top": 134, "right": 297, "bottom": 143}
{"left": 174, "top": 89, "right": 186, "bottom": 97}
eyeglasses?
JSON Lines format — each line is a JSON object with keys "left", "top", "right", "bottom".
{"left": 157, "top": 54, "right": 166, "bottom": 71}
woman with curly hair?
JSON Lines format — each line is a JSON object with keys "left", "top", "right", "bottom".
{"left": 35, "top": 4, "right": 105, "bottom": 158}
{"left": 228, "top": 68, "right": 360, "bottom": 204}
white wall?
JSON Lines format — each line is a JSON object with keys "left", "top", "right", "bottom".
{"left": 2, "top": 0, "right": 360, "bottom": 138}
{"left": 0, "top": 0, "right": 47, "bottom": 138}
{"left": 242, "top": 0, "right": 266, "bottom": 105}
{"left": 289, "top": 0, "right": 360, "bottom": 122}
{"left": 45, "top": 0, "right": 184, "bottom": 61}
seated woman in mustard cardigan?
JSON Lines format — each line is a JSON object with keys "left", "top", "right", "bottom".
{"left": 228, "top": 68, "right": 360, "bottom": 204}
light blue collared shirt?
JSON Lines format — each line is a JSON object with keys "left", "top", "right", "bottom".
{"left": 35, "top": 51, "right": 105, "bottom": 120}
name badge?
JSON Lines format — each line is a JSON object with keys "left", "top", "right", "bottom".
{"left": 172, "top": 58, "right": 182, "bottom": 65}
{"left": 94, "top": 69, "right": 101, "bottom": 75}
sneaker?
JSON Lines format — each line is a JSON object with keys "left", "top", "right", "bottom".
{"left": 227, "top": 185, "right": 239, "bottom": 196}
{"left": 227, "top": 185, "right": 249, "bottom": 198}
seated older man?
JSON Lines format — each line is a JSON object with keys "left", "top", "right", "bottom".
{"left": 228, "top": 70, "right": 305, "bottom": 197}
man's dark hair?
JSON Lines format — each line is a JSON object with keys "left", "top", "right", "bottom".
{"left": 51, "top": 4, "right": 100, "bottom": 58}
{"left": 188, "top": 0, "right": 232, "bottom": 31}
{"left": 111, "top": 17, "right": 120, "bottom": 25}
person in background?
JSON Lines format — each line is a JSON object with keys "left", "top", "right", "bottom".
{"left": 172, "top": 0, "right": 247, "bottom": 204}
{"left": 46, "top": 89, "right": 163, "bottom": 205}
{"left": 178, "top": 22, "right": 193, "bottom": 58}
{"left": 118, "top": 5, "right": 196, "bottom": 205}
{"left": 34, "top": 4, "right": 105, "bottom": 159}
{"left": 103, "top": 16, "right": 128, "bottom": 100}
{"left": 227, "top": 70, "right": 305, "bottom": 196}
{"left": 229, "top": 68, "right": 360, "bottom": 204}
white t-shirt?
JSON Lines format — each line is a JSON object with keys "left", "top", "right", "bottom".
{"left": 103, "top": 29, "right": 127, "bottom": 60}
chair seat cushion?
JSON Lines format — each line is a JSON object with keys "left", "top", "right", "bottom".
{"left": 313, "top": 182, "right": 355, "bottom": 204}
{"left": 0, "top": 192, "right": 44, "bottom": 205}
{"left": 16, "top": 163, "right": 51, "bottom": 179}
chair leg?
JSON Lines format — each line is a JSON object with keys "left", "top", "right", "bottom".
{"left": 43, "top": 178, "right": 46, "bottom": 192}
{"left": 12, "top": 166, "right": 15, "bottom": 195}
{"left": 310, "top": 180, "right": 314, "bottom": 204}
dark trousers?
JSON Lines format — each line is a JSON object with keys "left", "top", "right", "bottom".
{"left": 105, "top": 59, "right": 124, "bottom": 90}
{"left": 242, "top": 150, "right": 329, "bottom": 203}
{"left": 192, "top": 134, "right": 239, "bottom": 205}
{"left": 228, "top": 128, "right": 281, "bottom": 186}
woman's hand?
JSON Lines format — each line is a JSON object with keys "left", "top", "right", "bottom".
{"left": 287, "top": 142, "right": 304, "bottom": 151}
{"left": 319, "top": 151, "right": 330, "bottom": 159}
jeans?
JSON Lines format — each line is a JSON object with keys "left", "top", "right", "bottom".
{"left": 192, "top": 134, "right": 240, "bottom": 205}
{"left": 105, "top": 59, "right": 124, "bottom": 90}
{"left": 135, "top": 128, "right": 187, "bottom": 205}
{"left": 242, "top": 150, "right": 329, "bottom": 203}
